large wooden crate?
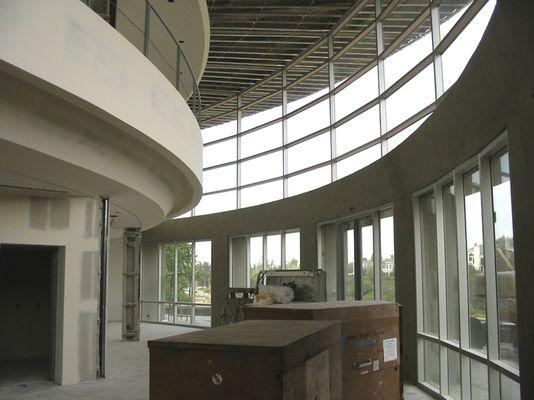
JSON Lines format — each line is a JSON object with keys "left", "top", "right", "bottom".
{"left": 148, "top": 319, "right": 342, "bottom": 400}
{"left": 243, "top": 301, "right": 401, "bottom": 400}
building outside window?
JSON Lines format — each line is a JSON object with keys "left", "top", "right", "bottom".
{"left": 414, "top": 139, "right": 520, "bottom": 399}
{"left": 142, "top": 240, "right": 212, "bottom": 328}
{"left": 318, "top": 207, "right": 395, "bottom": 302}
{"left": 230, "top": 230, "right": 300, "bottom": 288}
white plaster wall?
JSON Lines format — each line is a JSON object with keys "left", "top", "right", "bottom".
{"left": 108, "top": 236, "right": 124, "bottom": 323}
{"left": 0, "top": 0, "right": 203, "bottom": 219}
{"left": 0, "top": 196, "right": 101, "bottom": 385}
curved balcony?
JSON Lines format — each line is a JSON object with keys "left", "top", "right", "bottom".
{"left": 0, "top": 0, "right": 208, "bottom": 230}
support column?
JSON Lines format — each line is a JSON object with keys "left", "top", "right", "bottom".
{"left": 122, "top": 228, "right": 141, "bottom": 341}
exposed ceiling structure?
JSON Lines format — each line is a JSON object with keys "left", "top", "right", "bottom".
{"left": 199, "top": 0, "right": 471, "bottom": 128}
{"left": 202, "top": 1, "right": 355, "bottom": 105}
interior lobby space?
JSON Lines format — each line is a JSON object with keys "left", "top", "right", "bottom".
{"left": 0, "top": 0, "right": 533, "bottom": 399}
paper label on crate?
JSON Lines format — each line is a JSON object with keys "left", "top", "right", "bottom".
{"left": 373, "top": 360, "right": 380, "bottom": 371}
{"left": 383, "top": 338, "right": 398, "bottom": 362}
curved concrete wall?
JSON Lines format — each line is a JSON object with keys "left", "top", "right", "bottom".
{"left": 0, "top": 0, "right": 203, "bottom": 228}
{"left": 143, "top": 1, "right": 534, "bottom": 396}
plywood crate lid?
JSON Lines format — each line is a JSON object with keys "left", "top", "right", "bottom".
{"left": 243, "top": 300, "right": 399, "bottom": 322}
{"left": 148, "top": 320, "right": 341, "bottom": 373}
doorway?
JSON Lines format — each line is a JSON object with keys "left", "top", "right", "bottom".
{"left": 0, "top": 244, "right": 57, "bottom": 383}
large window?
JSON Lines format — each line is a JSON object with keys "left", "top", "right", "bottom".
{"left": 230, "top": 230, "right": 300, "bottom": 288}
{"left": 143, "top": 241, "right": 212, "bottom": 327}
{"left": 414, "top": 140, "right": 519, "bottom": 399}
{"left": 191, "top": 0, "right": 496, "bottom": 217}
{"left": 319, "top": 207, "right": 395, "bottom": 302}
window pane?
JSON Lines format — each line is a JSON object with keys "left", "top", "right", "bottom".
{"left": 203, "top": 164, "right": 236, "bottom": 193}
{"left": 241, "top": 122, "right": 282, "bottom": 158}
{"left": 443, "top": 183, "right": 460, "bottom": 342}
{"left": 249, "top": 236, "right": 263, "bottom": 288}
{"left": 161, "top": 243, "right": 175, "bottom": 302}
{"left": 335, "top": 67, "right": 378, "bottom": 121}
{"left": 464, "top": 169, "right": 487, "bottom": 353}
{"left": 439, "top": 1, "right": 472, "bottom": 39}
{"left": 343, "top": 222, "right": 355, "bottom": 300}
{"left": 380, "top": 210, "right": 395, "bottom": 301}
{"left": 287, "top": 87, "right": 329, "bottom": 114}
{"left": 287, "top": 132, "right": 331, "bottom": 174}
{"left": 203, "top": 138, "right": 236, "bottom": 168}
{"left": 470, "top": 359, "right": 488, "bottom": 400}
{"left": 266, "top": 234, "right": 281, "bottom": 270}
{"left": 194, "top": 241, "right": 211, "bottom": 305}
{"left": 195, "top": 191, "right": 236, "bottom": 215}
{"left": 447, "top": 349, "right": 462, "bottom": 400}
{"left": 287, "top": 98, "right": 330, "bottom": 142}
{"left": 360, "top": 217, "right": 374, "bottom": 300}
{"left": 174, "top": 304, "right": 191, "bottom": 325}
{"left": 420, "top": 193, "right": 439, "bottom": 335}
{"left": 500, "top": 374, "right": 520, "bottom": 400}
{"left": 337, "top": 144, "right": 381, "bottom": 180}
{"left": 442, "top": 1, "right": 496, "bottom": 91}
{"left": 230, "top": 237, "right": 247, "bottom": 288}
{"left": 386, "top": 114, "right": 430, "bottom": 151}
{"left": 320, "top": 223, "right": 338, "bottom": 301}
{"left": 241, "top": 151, "right": 283, "bottom": 186}
{"left": 241, "top": 105, "right": 282, "bottom": 132}
{"left": 241, "top": 180, "right": 283, "bottom": 208}
{"left": 202, "top": 119, "right": 236, "bottom": 143}
{"left": 285, "top": 232, "right": 300, "bottom": 269}
{"left": 336, "top": 105, "right": 380, "bottom": 156}
{"left": 287, "top": 165, "right": 331, "bottom": 197}
{"left": 386, "top": 65, "right": 435, "bottom": 130}
{"left": 491, "top": 151, "right": 518, "bottom": 367}
{"left": 193, "top": 304, "right": 211, "bottom": 328}
{"left": 423, "top": 340, "right": 440, "bottom": 389}
{"left": 384, "top": 18, "right": 432, "bottom": 89}
{"left": 177, "top": 242, "right": 193, "bottom": 303}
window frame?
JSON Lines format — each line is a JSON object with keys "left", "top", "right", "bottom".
{"left": 413, "top": 132, "right": 520, "bottom": 399}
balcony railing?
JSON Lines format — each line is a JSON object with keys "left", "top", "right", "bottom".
{"left": 81, "top": 0, "right": 202, "bottom": 122}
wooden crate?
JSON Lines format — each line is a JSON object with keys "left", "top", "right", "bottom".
{"left": 148, "top": 319, "right": 342, "bottom": 400}
{"left": 243, "top": 301, "right": 401, "bottom": 400}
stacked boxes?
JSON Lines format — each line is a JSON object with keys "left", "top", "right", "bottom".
{"left": 243, "top": 301, "right": 401, "bottom": 399}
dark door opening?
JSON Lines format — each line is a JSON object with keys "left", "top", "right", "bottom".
{"left": 0, "top": 244, "right": 57, "bottom": 384}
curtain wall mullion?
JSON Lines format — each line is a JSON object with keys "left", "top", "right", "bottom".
{"left": 282, "top": 69, "right": 289, "bottom": 198}
{"left": 191, "top": 242, "right": 196, "bottom": 326}
{"left": 373, "top": 212, "right": 381, "bottom": 300}
{"left": 454, "top": 172, "right": 472, "bottom": 400}
{"left": 435, "top": 183, "right": 449, "bottom": 394}
{"left": 246, "top": 235, "right": 251, "bottom": 288}
{"left": 236, "top": 95, "right": 242, "bottom": 209}
{"left": 430, "top": 3, "right": 445, "bottom": 98}
{"left": 328, "top": 35, "right": 337, "bottom": 182}
{"left": 375, "top": 0, "right": 388, "bottom": 156}
{"left": 281, "top": 231, "right": 286, "bottom": 269}
{"left": 157, "top": 243, "right": 162, "bottom": 321}
{"left": 174, "top": 243, "right": 178, "bottom": 324}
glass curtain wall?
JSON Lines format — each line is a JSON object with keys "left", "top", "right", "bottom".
{"left": 188, "top": 0, "right": 496, "bottom": 217}
{"left": 143, "top": 241, "right": 212, "bottom": 327}
{"left": 230, "top": 230, "right": 301, "bottom": 288}
{"left": 414, "top": 143, "right": 519, "bottom": 399}
{"left": 319, "top": 207, "right": 395, "bottom": 301}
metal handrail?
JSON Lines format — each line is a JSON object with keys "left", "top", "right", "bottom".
{"left": 82, "top": 0, "right": 202, "bottom": 122}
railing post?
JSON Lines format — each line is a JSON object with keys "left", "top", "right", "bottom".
{"left": 143, "top": 2, "right": 151, "bottom": 57}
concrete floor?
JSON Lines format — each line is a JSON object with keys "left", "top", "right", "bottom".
{"left": 0, "top": 322, "right": 434, "bottom": 399}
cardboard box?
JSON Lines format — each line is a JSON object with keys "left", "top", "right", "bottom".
{"left": 243, "top": 301, "right": 401, "bottom": 400}
{"left": 148, "top": 319, "right": 342, "bottom": 400}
